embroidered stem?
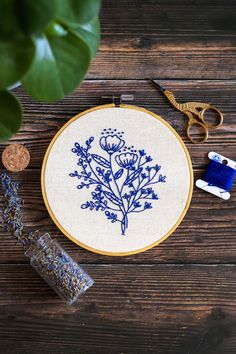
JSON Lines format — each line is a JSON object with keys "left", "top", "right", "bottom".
{"left": 70, "top": 130, "right": 166, "bottom": 236}
{"left": 109, "top": 154, "right": 128, "bottom": 235}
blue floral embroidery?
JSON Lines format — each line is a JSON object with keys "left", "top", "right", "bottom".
{"left": 69, "top": 129, "right": 166, "bottom": 236}
{"left": 100, "top": 134, "right": 125, "bottom": 154}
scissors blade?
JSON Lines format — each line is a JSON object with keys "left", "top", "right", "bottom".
{"left": 149, "top": 80, "right": 166, "bottom": 93}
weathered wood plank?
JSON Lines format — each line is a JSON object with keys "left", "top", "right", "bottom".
{"left": 90, "top": 48, "right": 236, "bottom": 79}
{"left": 0, "top": 169, "right": 235, "bottom": 264}
{"left": 0, "top": 80, "right": 235, "bottom": 169}
{"left": 0, "top": 264, "right": 235, "bottom": 353}
{"left": 100, "top": 0, "right": 236, "bottom": 36}
{"left": 0, "top": 80, "right": 235, "bottom": 264}
{"left": 87, "top": 0, "right": 236, "bottom": 79}
{"left": 0, "top": 1, "right": 235, "bottom": 353}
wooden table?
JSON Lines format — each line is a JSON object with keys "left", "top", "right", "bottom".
{"left": 0, "top": 1, "right": 236, "bottom": 353}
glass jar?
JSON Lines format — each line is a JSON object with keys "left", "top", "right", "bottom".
{"left": 25, "top": 233, "right": 94, "bottom": 305}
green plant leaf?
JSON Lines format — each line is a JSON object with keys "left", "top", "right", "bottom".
{"left": 56, "top": 0, "right": 101, "bottom": 26}
{"left": 45, "top": 21, "right": 68, "bottom": 37}
{"left": 0, "top": 91, "right": 22, "bottom": 142}
{"left": 0, "top": 0, "right": 21, "bottom": 40}
{"left": 72, "top": 16, "right": 100, "bottom": 58}
{"left": 17, "top": 0, "right": 57, "bottom": 35}
{"left": 22, "top": 33, "right": 91, "bottom": 101}
{"left": 0, "top": 0, "right": 57, "bottom": 40}
{"left": 0, "top": 38, "right": 35, "bottom": 90}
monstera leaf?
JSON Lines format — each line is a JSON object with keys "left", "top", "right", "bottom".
{"left": 71, "top": 16, "right": 100, "bottom": 58}
{"left": 0, "top": 0, "right": 57, "bottom": 40}
{"left": 0, "top": 0, "right": 101, "bottom": 141}
{"left": 0, "top": 91, "right": 22, "bottom": 142}
{"left": 0, "top": 38, "right": 35, "bottom": 89}
{"left": 56, "top": 0, "right": 101, "bottom": 26}
{"left": 22, "top": 32, "right": 91, "bottom": 101}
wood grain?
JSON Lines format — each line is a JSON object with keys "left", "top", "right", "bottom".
{"left": 0, "top": 264, "right": 235, "bottom": 354}
{"left": 0, "top": 168, "right": 235, "bottom": 264}
{"left": 88, "top": 0, "right": 236, "bottom": 79}
{"left": 0, "top": 80, "right": 235, "bottom": 265}
{"left": 1, "top": 79, "right": 235, "bottom": 169}
{"left": 0, "top": 1, "right": 236, "bottom": 353}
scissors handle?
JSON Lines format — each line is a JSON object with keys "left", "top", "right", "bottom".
{"left": 150, "top": 80, "right": 223, "bottom": 143}
{"left": 199, "top": 106, "right": 223, "bottom": 129}
{"left": 187, "top": 118, "right": 209, "bottom": 144}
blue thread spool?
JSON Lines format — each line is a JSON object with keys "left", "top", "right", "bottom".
{"left": 196, "top": 152, "right": 236, "bottom": 200}
{"left": 203, "top": 159, "right": 236, "bottom": 191}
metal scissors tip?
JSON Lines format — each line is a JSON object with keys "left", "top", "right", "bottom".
{"left": 149, "top": 79, "right": 166, "bottom": 93}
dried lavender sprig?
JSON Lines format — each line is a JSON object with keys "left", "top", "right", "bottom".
{"left": 0, "top": 173, "right": 94, "bottom": 304}
{"left": 0, "top": 172, "right": 23, "bottom": 240}
{"left": 0, "top": 173, "right": 38, "bottom": 249}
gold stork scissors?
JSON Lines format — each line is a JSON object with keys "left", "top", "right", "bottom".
{"left": 151, "top": 80, "right": 223, "bottom": 144}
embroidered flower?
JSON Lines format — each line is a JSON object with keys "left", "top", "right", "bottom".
{"left": 146, "top": 155, "right": 152, "bottom": 162}
{"left": 123, "top": 193, "right": 130, "bottom": 200}
{"left": 70, "top": 129, "right": 166, "bottom": 236}
{"left": 144, "top": 202, "right": 152, "bottom": 209}
{"left": 100, "top": 135, "right": 125, "bottom": 154}
{"left": 158, "top": 174, "right": 166, "bottom": 182}
{"left": 115, "top": 153, "right": 138, "bottom": 169}
{"left": 153, "top": 164, "right": 161, "bottom": 172}
{"left": 152, "top": 193, "right": 158, "bottom": 200}
{"left": 139, "top": 149, "right": 146, "bottom": 156}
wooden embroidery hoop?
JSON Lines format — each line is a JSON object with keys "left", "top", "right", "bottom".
{"left": 41, "top": 103, "right": 193, "bottom": 256}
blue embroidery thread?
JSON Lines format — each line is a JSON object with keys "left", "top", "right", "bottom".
{"left": 69, "top": 129, "right": 166, "bottom": 236}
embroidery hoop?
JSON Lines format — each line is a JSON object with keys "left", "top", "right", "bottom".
{"left": 41, "top": 103, "right": 193, "bottom": 256}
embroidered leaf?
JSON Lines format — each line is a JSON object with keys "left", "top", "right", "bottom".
{"left": 92, "top": 154, "right": 110, "bottom": 168}
{"left": 71, "top": 131, "right": 166, "bottom": 236}
{"left": 103, "top": 191, "right": 122, "bottom": 206}
{"left": 81, "top": 201, "right": 90, "bottom": 209}
{"left": 114, "top": 168, "right": 123, "bottom": 180}
{"left": 105, "top": 211, "right": 118, "bottom": 223}
{"left": 124, "top": 167, "right": 143, "bottom": 185}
